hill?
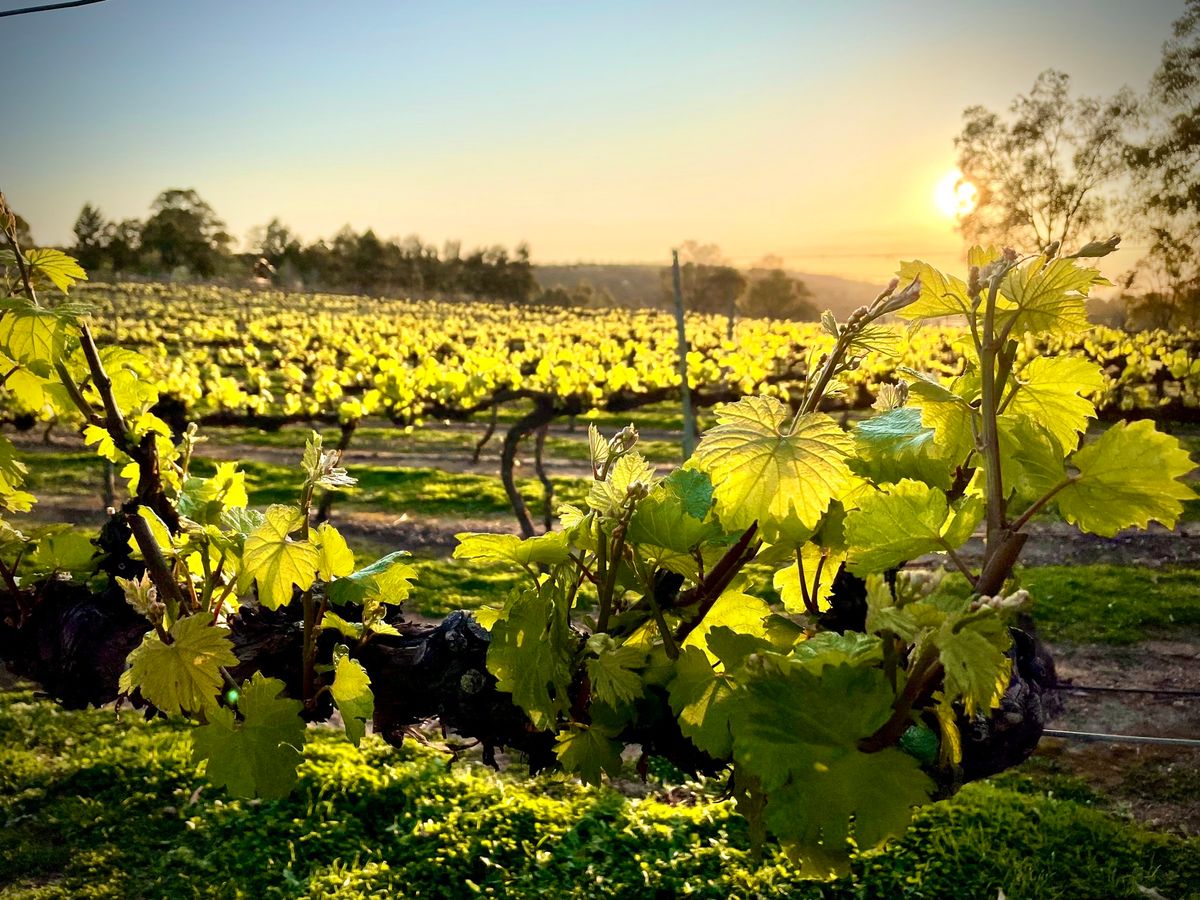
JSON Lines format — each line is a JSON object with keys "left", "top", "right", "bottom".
{"left": 534, "top": 263, "right": 881, "bottom": 319}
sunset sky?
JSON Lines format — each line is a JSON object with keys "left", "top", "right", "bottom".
{"left": 0, "top": 0, "right": 1184, "bottom": 281}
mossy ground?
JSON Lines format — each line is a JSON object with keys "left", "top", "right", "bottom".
{"left": 1, "top": 689, "right": 1197, "bottom": 900}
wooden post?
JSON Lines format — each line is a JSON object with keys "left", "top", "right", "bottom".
{"left": 671, "top": 250, "right": 697, "bottom": 460}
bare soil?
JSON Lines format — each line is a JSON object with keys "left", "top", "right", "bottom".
{"left": 1039, "top": 637, "right": 1200, "bottom": 835}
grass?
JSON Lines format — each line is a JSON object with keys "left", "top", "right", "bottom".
{"left": 0, "top": 689, "right": 1197, "bottom": 900}
{"left": 204, "top": 421, "right": 683, "bottom": 465}
{"left": 17, "top": 451, "right": 591, "bottom": 523}
{"left": 405, "top": 555, "right": 525, "bottom": 618}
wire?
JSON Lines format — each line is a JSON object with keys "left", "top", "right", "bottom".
{"left": 0, "top": 0, "right": 107, "bottom": 18}
{"left": 1055, "top": 684, "right": 1200, "bottom": 698}
{"left": 1042, "top": 729, "right": 1200, "bottom": 748}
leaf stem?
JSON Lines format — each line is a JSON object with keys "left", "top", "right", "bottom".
{"left": 1010, "top": 476, "right": 1075, "bottom": 533}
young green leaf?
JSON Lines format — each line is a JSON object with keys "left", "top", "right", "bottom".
{"left": 937, "top": 614, "right": 1011, "bottom": 715}
{"left": 1057, "top": 420, "right": 1196, "bottom": 536}
{"left": 584, "top": 634, "right": 645, "bottom": 707}
{"left": 24, "top": 248, "right": 87, "bottom": 294}
{"left": 242, "top": 504, "right": 319, "bottom": 609}
{"left": 330, "top": 645, "right": 373, "bottom": 746}
{"left": 486, "top": 585, "right": 573, "bottom": 731}
{"left": 191, "top": 672, "right": 306, "bottom": 799}
{"left": 693, "top": 396, "right": 853, "bottom": 538}
{"left": 315, "top": 522, "right": 355, "bottom": 580}
{"left": 453, "top": 531, "right": 570, "bottom": 568}
{"left": 118, "top": 615, "right": 238, "bottom": 716}
{"left": 845, "top": 480, "right": 960, "bottom": 574}
{"left": 1005, "top": 355, "right": 1104, "bottom": 452}
{"left": 998, "top": 256, "right": 1107, "bottom": 335}
{"left": 553, "top": 723, "right": 623, "bottom": 786}
{"left": 667, "top": 645, "right": 741, "bottom": 758}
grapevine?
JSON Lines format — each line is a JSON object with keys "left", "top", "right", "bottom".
{"left": 0, "top": 193, "right": 1195, "bottom": 878}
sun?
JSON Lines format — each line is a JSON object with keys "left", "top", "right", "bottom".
{"left": 934, "top": 169, "right": 978, "bottom": 219}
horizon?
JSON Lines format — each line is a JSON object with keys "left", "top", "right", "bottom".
{"left": 1, "top": 0, "right": 1183, "bottom": 282}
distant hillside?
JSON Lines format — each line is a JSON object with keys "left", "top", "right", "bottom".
{"left": 534, "top": 264, "right": 880, "bottom": 319}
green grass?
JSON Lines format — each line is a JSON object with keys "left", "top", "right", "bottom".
{"left": 204, "top": 421, "right": 683, "bottom": 465}
{"left": 212, "top": 458, "right": 590, "bottom": 520}
{"left": 17, "top": 451, "right": 591, "bottom": 522}
{"left": 1, "top": 690, "right": 1197, "bottom": 900}
{"left": 405, "top": 556, "right": 526, "bottom": 618}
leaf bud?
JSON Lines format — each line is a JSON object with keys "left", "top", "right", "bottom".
{"left": 1071, "top": 235, "right": 1121, "bottom": 258}
{"left": 876, "top": 277, "right": 922, "bottom": 315}
{"left": 1042, "top": 240, "right": 1061, "bottom": 259}
{"left": 968, "top": 265, "right": 982, "bottom": 297}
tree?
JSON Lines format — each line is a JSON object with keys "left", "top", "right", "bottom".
{"left": 140, "top": 188, "right": 232, "bottom": 277}
{"left": 106, "top": 218, "right": 143, "bottom": 274}
{"left": 740, "top": 268, "right": 817, "bottom": 321}
{"left": 72, "top": 203, "right": 109, "bottom": 272}
{"left": 247, "top": 218, "right": 300, "bottom": 269}
{"left": 666, "top": 243, "right": 748, "bottom": 323}
{"left": 1126, "top": 0, "right": 1200, "bottom": 327}
{"left": 955, "top": 70, "right": 1137, "bottom": 250}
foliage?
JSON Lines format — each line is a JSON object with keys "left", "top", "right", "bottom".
{"left": 463, "top": 242, "right": 1195, "bottom": 875}
{"left": 67, "top": 192, "right": 538, "bottom": 300}
{"left": 739, "top": 267, "right": 818, "bottom": 321}
{"left": 1125, "top": 0, "right": 1200, "bottom": 328}
{"left": 0, "top": 196, "right": 1196, "bottom": 880}
{"left": 956, "top": 69, "right": 1137, "bottom": 251}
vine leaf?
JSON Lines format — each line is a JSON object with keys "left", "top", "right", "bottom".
{"left": 330, "top": 645, "right": 374, "bottom": 746}
{"left": 327, "top": 550, "right": 416, "bottom": 606}
{"left": 585, "top": 634, "right": 645, "bottom": 707}
{"left": 906, "top": 377, "right": 976, "bottom": 465}
{"left": 681, "top": 589, "right": 771, "bottom": 662}
{"left": 852, "top": 407, "right": 955, "bottom": 489}
{"left": 178, "top": 462, "right": 248, "bottom": 526}
{"left": 668, "top": 645, "right": 740, "bottom": 757}
{"left": 894, "top": 260, "right": 971, "bottom": 320}
{"left": 315, "top": 522, "right": 355, "bottom": 580}
{"left": 998, "top": 256, "right": 1108, "bottom": 335}
{"left": 29, "top": 529, "right": 96, "bottom": 576}
{"left": 693, "top": 396, "right": 853, "bottom": 539}
{"left": 845, "top": 480, "right": 973, "bottom": 574}
{"left": 486, "top": 585, "right": 572, "bottom": 731}
{"left": 0, "top": 306, "right": 69, "bottom": 376}
{"left": 24, "top": 248, "right": 87, "bottom": 294}
{"left": 997, "top": 415, "right": 1067, "bottom": 506}
{"left": 731, "top": 661, "right": 933, "bottom": 877}
{"left": 765, "top": 750, "right": 931, "bottom": 878}
{"left": 191, "top": 672, "right": 306, "bottom": 799}
{"left": 627, "top": 474, "right": 717, "bottom": 552}
{"left": 1006, "top": 355, "right": 1104, "bottom": 452}
{"left": 553, "top": 723, "right": 623, "bottom": 786}
{"left": 453, "top": 531, "right": 570, "bottom": 567}
{"left": 1057, "top": 420, "right": 1196, "bottom": 537}
{"left": 118, "top": 615, "right": 238, "bottom": 716}
{"left": 242, "top": 504, "right": 319, "bottom": 609}
{"left": 937, "top": 614, "right": 1011, "bottom": 715}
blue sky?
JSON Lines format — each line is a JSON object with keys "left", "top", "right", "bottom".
{"left": 0, "top": 0, "right": 1185, "bottom": 278}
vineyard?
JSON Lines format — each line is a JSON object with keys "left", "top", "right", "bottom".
{"left": 48, "top": 282, "right": 1200, "bottom": 431}
{"left": 1, "top": 226, "right": 1199, "bottom": 900}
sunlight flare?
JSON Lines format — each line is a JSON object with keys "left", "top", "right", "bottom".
{"left": 934, "top": 169, "right": 978, "bottom": 219}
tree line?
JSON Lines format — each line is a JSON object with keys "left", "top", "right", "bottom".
{"left": 69, "top": 188, "right": 538, "bottom": 304}
{"left": 955, "top": 0, "right": 1199, "bottom": 328}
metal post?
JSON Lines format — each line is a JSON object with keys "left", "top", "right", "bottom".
{"left": 671, "top": 250, "right": 697, "bottom": 459}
